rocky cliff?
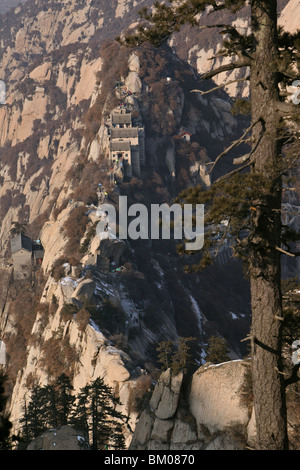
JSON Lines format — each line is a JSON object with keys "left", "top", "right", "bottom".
{"left": 0, "top": 0, "right": 298, "bottom": 450}
{"left": 129, "top": 362, "right": 254, "bottom": 450}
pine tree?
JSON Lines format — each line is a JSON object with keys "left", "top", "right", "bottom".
{"left": 55, "top": 373, "right": 75, "bottom": 426}
{"left": 70, "top": 378, "right": 126, "bottom": 450}
{"left": 20, "top": 376, "right": 126, "bottom": 449}
{"left": 205, "top": 336, "right": 231, "bottom": 364}
{"left": 42, "top": 384, "right": 59, "bottom": 429}
{"left": 171, "top": 336, "right": 196, "bottom": 375}
{"left": 121, "top": 0, "right": 300, "bottom": 450}
{"left": 20, "top": 397, "right": 30, "bottom": 446}
{"left": 19, "top": 374, "right": 75, "bottom": 444}
{"left": 19, "top": 385, "right": 47, "bottom": 441}
{"left": 69, "top": 384, "right": 90, "bottom": 438}
{"left": 156, "top": 340, "right": 174, "bottom": 370}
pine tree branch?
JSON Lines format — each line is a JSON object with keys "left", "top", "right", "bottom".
{"left": 213, "top": 161, "right": 252, "bottom": 183}
{"left": 191, "top": 76, "right": 250, "bottom": 96}
{"left": 209, "top": 140, "right": 252, "bottom": 174}
{"left": 233, "top": 153, "right": 250, "bottom": 165}
{"left": 209, "top": 121, "right": 257, "bottom": 175}
{"left": 232, "top": 121, "right": 266, "bottom": 167}
{"left": 207, "top": 50, "right": 229, "bottom": 60}
{"left": 200, "top": 58, "right": 251, "bottom": 81}
{"left": 276, "top": 246, "right": 297, "bottom": 257}
{"left": 121, "top": 21, "right": 241, "bottom": 47}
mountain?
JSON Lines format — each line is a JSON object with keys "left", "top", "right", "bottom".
{"left": 0, "top": 1, "right": 25, "bottom": 15}
{"left": 0, "top": 0, "right": 298, "bottom": 450}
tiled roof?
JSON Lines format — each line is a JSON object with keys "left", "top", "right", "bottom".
{"left": 111, "top": 113, "right": 132, "bottom": 125}
{"left": 110, "top": 141, "right": 131, "bottom": 151}
{"left": 10, "top": 234, "right": 32, "bottom": 254}
{"left": 111, "top": 128, "right": 138, "bottom": 138}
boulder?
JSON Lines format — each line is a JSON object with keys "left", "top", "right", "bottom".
{"left": 88, "top": 137, "right": 101, "bottom": 162}
{"left": 27, "top": 425, "right": 89, "bottom": 450}
{"left": 96, "top": 236, "right": 126, "bottom": 267}
{"left": 155, "top": 386, "right": 180, "bottom": 420}
{"left": 73, "top": 279, "right": 96, "bottom": 302}
{"left": 29, "top": 61, "right": 52, "bottom": 82}
{"left": 150, "top": 369, "right": 183, "bottom": 420}
{"left": 128, "top": 53, "right": 140, "bottom": 73}
{"left": 125, "top": 72, "right": 142, "bottom": 94}
{"left": 99, "top": 347, "right": 131, "bottom": 383}
{"left": 189, "top": 361, "right": 250, "bottom": 434}
{"left": 59, "top": 276, "right": 79, "bottom": 301}
{"left": 106, "top": 358, "right": 130, "bottom": 382}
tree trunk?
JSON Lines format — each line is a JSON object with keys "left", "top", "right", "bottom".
{"left": 249, "top": 0, "right": 288, "bottom": 450}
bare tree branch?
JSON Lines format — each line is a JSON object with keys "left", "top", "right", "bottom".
{"left": 276, "top": 246, "right": 300, "bottom": 257}
{"left": 200, "top": 58, "right": 251, "bottom": 81}
{"left": 191, "top": 76, "right": 250, "bottom": 96}
{"left": 233, "top": 153, "right": 251, "bottom": 165}
{"left": 207, "top": 50, "right": 229, "bottom": 60}
{"left": 276, "top": 246, "right": 296, "bottom": 257}
{"left": 214, "top": 161, "right": 252, "bottom": 183}
{"left": 209, "top": 122, "right": 256, "bottom": 174}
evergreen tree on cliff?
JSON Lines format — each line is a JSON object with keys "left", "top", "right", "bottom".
{"left": 70, "top": 378, "right": 126, "bottom": 450}
{"left": 121, "top": 0, "right": 300, "bottom": 450}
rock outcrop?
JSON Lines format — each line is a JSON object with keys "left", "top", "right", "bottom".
{"left": 130, "top": 362, "right": 253, "bottom": 450}
{"left": 27, "top": 425, "right": 89, "bottom": 450}
{"left": 189, "top": 360, "right": 250, "bottom": 433}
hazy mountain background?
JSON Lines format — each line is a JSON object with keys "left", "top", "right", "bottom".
{"left": 0, "top": 0, "right": 26, "bottom": 15}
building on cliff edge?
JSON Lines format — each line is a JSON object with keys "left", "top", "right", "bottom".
{"left": 108, "top": 107, "right": 145, "bottom": 178}
{"left": 10, "top": 234, "right": 44, "bottom": 280}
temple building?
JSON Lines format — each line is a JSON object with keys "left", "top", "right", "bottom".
{"left": 108, "top": 108, "right": 145, "bottom": 178}
{"left": 10, "top": 234, "right": 44, "bottom": 280}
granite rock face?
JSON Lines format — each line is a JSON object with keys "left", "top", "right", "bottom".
{"left": 130, "top": 363, "right": 253, "bottom": 451}
{"left": 189, "top": 361, "right": 250, "bottom": 433}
